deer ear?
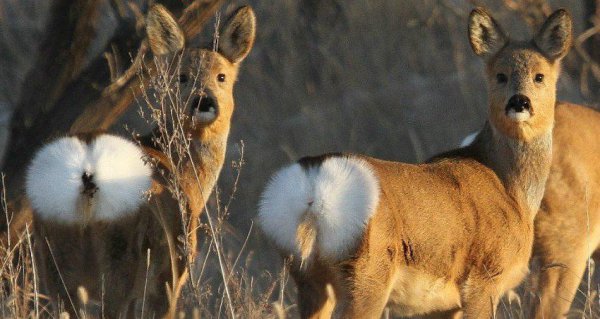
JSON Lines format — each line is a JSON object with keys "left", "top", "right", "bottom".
{"left": 468, "top": 7, "right": 507, "bottom": 58}
{"left": 534, "top": 9, "right": 572, "bottom": 61}
{"left": 146, "top": 4, "right": 185, "bottom": 56}
{"left": 219, "top": 6, "right": 256, "bottom": 63}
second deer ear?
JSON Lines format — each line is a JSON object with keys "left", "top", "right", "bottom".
{"left": 468, "top": 7, "right": 507, "bottom": 58}
{"left": 146, "top": 4, "right": 185, "bottom": 56}
{"left": 534, "top": 9, "right": 572, "bottom": 61}
{"left": 219, "top": 6, "right": 257, "bottom": 63}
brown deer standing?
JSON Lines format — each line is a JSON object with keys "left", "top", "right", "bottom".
{"left": 25, "top": 5, "right": 255, "bottom": 318}
{"left": 459, "top": 63, "right": 600, "bottom": 318}
{"left": 456, "top": 9, "right": 600, "bottom": 317}
{"left": 461, "top": 102, "right": 600, "bottom": 319}
{"left": 258, "top": 8, "right": 572, "bottom": 318}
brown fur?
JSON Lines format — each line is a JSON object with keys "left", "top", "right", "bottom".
{"left": 438, "top": 104, "right": 600, "bottom": 319}
{"left": 30, "top": 5, "right": 256, "bottom": 318}
{"left": 292, "top": 154, "right": 533, "bottom": 318}
{"left": 529, "top": 102, "right": 600, "bottom": 318}
{"left": 281, "top": 8, "right": 572, "bottom": 318}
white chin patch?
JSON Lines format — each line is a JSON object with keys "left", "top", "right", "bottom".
{"left": 193, "top": 108, "right": 217, "bottom": 123}
{"left": 507, "top": 109, "right": 531, "bottom": 122}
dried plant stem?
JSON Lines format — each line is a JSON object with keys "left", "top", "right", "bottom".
{"left": 25, "top": 225, "right": 39, "bottom": 318}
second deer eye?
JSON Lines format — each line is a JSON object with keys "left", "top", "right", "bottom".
{"left": 217, "top": 74, "right": 226, "bottom": 82}
{"left": 496, "top": 73, "right": 507, "bottom": 84}
{"left": 535, "top": 74, "right": 544, "bottom": 83}
{"left": 179, "top": 74, "right": 188, "bottom": 83}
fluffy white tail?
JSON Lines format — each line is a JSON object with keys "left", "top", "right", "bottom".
{"left": 258, "top": 156, "right": 380, "bottom": 264}
{"left": 26, "top": 134, "right": 152, "bottom": 224}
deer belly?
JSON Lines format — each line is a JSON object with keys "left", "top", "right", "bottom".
{"left": 387, "top": 268, "right": 461, "bottom": 317}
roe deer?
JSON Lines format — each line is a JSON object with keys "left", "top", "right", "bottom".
{"left": 257, "top": 8, "right": 572, "bottom": 318}
{"left": 459, "top": 90, "right": 600, "bottom": 318}
{"left": 460, "top": 102, "right": 600, "bottom": 319}
{"left": 456, "top": 9, "right": 600, "bottom": 317}
{"left": 25, "top": 5, "right": 256, "bottom": 318}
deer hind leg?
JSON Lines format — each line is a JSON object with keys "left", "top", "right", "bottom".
{"left": 139, "top": 265, "right": 183, "bottom": 319}
{"left": 334, "top": 272, "right": 393, "bottom": 319}
{"left": 291, "top": 259, "right": 337, "bottom": 319}
{"left": 532, "top": 247, "right": 590, "bottom": 319}
{"left": 334, "top": 247, "right": 397, "bottom": 319}
{"left": 33, "top": 228, "right": 81, "bottom": 317}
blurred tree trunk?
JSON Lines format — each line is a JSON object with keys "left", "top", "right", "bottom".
{"left": 2, "top": 0, "right": 136, "bottom": 198}
{"left": 3, "top": 0, "right": 104, "bottom": 197}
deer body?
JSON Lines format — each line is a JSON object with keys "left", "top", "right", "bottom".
{"left": 532, "top": 102, "right": 600, "bottom": 318}
{"left": 458, "top": 101, "right": 600, "bottom": 318}
{"left": 258, "top": 8, "right": 572, "bottom": 318}
{"left": 456, "top": 103, "right": 600, "bottom": 319}
{"left": 26, "top": 5, "right": 255, "bottom": 318}
{"left": 366, "top": 155, "right": 535, "bottom": 317}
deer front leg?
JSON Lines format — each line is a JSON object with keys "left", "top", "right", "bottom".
{"left": 460, "top": 284, "right": 498, "bottom": 319}
{"left": 532, "top": 249, "right": 589, "bottom": 319}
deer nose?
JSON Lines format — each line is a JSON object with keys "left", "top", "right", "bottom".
{"left": 506, "top": 94, "right": 531, "bottom": 113}
{"left": 191, "top": 95, "right": 219, "bottom": 122}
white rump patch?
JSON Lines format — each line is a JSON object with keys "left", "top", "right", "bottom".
{"left": 258, "top": 156, "right": 380, "bottom": 261}
{"left": 26, "top": 135, "right": 152, "bottom": 223}
{"left": 459, "top": 131, "right": 479, "bottom": 147}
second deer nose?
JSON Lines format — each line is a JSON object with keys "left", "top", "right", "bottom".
{"left": 506, "top": 94, "right": 531, "bottom": 113}
{"left": 192, "top": 96, "right": 218, "bottom": 113}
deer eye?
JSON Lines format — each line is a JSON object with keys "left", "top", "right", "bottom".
{"left": 179, "top": 74, "right": 188, "bottom": 83}
{"left": 496, "top": 73, "right": 507, "bottom": 84}
{"left": 217, "top": 74, "right": 226, "bottom": 82}
{"left": 535, "top": 74, "right": 544, "bottom": 83}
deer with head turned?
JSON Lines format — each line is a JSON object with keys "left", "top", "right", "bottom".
{"left": 25, "top": 5, "right": 256, "bottom": 318}
{"left": 258, "top": 8, "right": 571, "bottom": 318}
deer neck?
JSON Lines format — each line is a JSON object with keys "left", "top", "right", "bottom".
{"left": 476, "top": 121, "right": 553, "bottom": 219}
{"left": 182, "top": 127, "right": 229, "bottom": 213}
